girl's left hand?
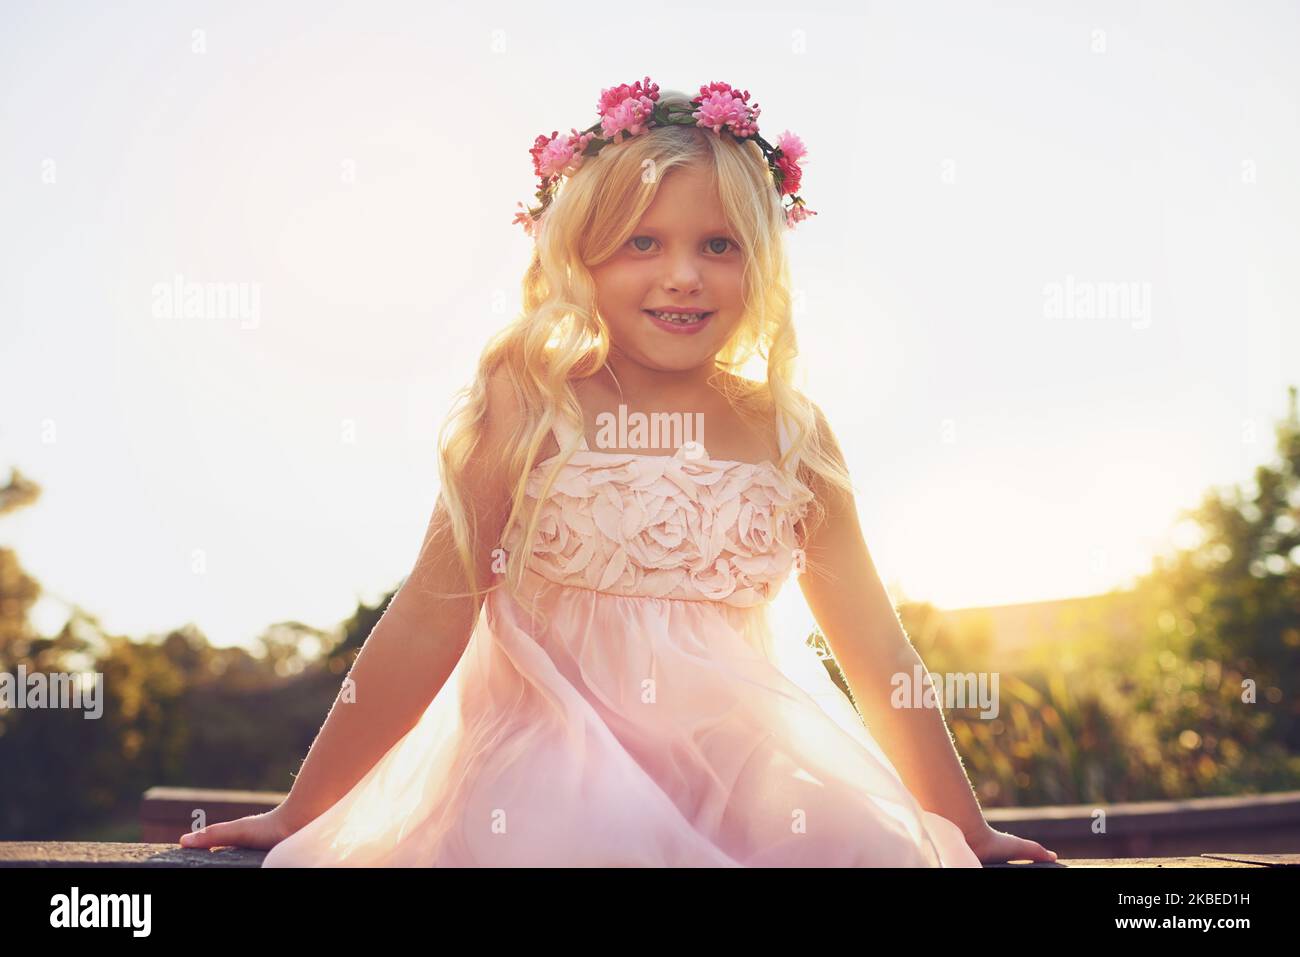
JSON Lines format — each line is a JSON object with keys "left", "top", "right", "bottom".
{"left": 964, "top": 823, "right": 1058, "bottom": 864}
{"left": 178, "top": 805, "right": 297, "bottom": 851}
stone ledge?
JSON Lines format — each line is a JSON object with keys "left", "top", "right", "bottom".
{"left": 1, "top": 842, "right": 1296, "bottom": 867}
{"left": 0, "top": 842, "right": 266, "bottom": 867}
{"left": 140, "top": 786, "right": 1300, "bottom": 856}
{"left": 982, "top": 789, "right": 1300, "bottom": 834}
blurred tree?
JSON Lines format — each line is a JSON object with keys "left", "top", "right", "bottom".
{"left": 810, "top": 387, "right": 1300, "bottom": 805}
{"left": 0, "top": 468, "right": 42, "bottom": 666}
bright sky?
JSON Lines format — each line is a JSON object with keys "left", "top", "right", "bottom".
{"left": 2, "top": 1, "right": 1297, "bottom": 649}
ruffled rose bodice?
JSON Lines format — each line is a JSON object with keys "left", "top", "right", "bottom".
{"left": 502, "top": 427, "right": 814, "bottom": 608}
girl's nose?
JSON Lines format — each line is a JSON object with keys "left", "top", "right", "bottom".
{"left": 662, "top": 262, "right": 703, "bottom": 295}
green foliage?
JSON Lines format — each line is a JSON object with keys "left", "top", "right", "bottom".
{"left": 0, "top": 605, "right": 355, "bottom": 838}
{"left": 813, "top": 387, "right": 1300, "bottom": 806}
{"left": 0, "top": 465, "right": 372, "bottom": 838}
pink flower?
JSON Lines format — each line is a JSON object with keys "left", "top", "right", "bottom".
{"left": 597, "top": 76, "right": 660, "bottom": 143}
{"left": 774, "top": 155, "right": 802, "bottom": 196}
{"left": 691, "top": 81, "right": 761, "bottom": 138}
{"left": 531, "top": 128, "right": 596, "bottom": 180}
{"left": 528, "top": 132, "right": 557, "bottom": 179}
{"left": 512, "top": 201, "right": 537, "bottom": 236}
{"left": 786, "top": 203, "right": 818, "bottom": 228}
{"left": 775, "top": 130, "right": 807, "bottom": 164}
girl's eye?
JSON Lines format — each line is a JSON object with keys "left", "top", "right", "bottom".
{"left": 627, "top": 236, "right": 737, "bottom": 254}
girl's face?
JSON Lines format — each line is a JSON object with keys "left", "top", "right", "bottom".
{"left": 588, "top": 163, "right": 746, "bottom": 375}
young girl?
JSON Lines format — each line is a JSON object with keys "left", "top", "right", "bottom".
{"left": 181, "top": 78, "right": 1057, "bottom": 867}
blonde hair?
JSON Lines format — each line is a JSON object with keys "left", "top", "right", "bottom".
{"left": 434, "top": 88, "right": 853, "bottom": 622}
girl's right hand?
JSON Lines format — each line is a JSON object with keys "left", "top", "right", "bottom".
{"left": 178, "top": 804, "right": 299, "bottom": 851}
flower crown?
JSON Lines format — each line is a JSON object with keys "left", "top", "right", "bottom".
{"left": 512, "top": 77, "right": 817, "bottom": 237}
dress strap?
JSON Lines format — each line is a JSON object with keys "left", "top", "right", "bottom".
{"left": 777, "top": 410, "right": 799, "bottom": 470}
{"left": 551, "top": 415, "right": 589, "bottom": 453}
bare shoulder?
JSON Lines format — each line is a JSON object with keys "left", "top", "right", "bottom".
{"left": 716, "top": 372, "right": 775, "bottom": 423}
{"left": 483, "top": 362, "right": 578, "bottom": 463}
{"left": 459, "top": 364, "right": 530, "bottom": 484}
{"left": 483, "top": 364, "right": 522, "bottom": 430}
{"left": 483, "top": 364, "right": 541, "bottom": 452}
{"left": 718, "top": 371, "right": 769, "bottom": 402}
{"left": 736, "top": 379, "right": 834, "bottom": 446}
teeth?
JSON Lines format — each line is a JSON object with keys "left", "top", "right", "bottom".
{"left": 650, "top": 311, "right": 708, "bottom": 324}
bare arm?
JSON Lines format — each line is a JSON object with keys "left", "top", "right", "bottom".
{"left": 274, "top": 376, "right": 518, "bottom": 831}
{"left": 181, "top": 370, "right": 519, "bottom": 849}
{"left": 796, "top": 405, "right": 1054, "bottom": 862}
{"left": 274, "top": 499, "right": 498, "bottom": 831}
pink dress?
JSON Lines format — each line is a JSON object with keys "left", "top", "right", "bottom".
{"left": 262, "top": 416, "right": 981, "bottom": 867}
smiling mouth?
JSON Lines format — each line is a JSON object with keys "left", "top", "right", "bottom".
{"left": 643, "top": 309, "right": 714, "bottom": 326}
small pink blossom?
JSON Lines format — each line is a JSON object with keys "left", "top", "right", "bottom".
{"left": 691, "top": 81, "right": 760, "bottom": 138}
{"left": 785, "top": 203, "right": 818, "bottom": 229}
{"left": 512, "top": 201, "right": 537, "bottom": 236}
{"left": 774, "top": 155, "right": 802, "bottom": 196}
{"left": 531, "top": 128, "right": 596, "bottom": 180}
{"left": 597, "top": 76, "right": 660, "bottom": 142}
{"left": 775, "top": 130, "right": 807, "bottom": 163}
{"left": 528, "top": 132, "right": 555, "bottom": 179}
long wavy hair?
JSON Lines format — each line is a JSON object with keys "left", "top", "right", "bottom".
{"left": 433, "top": 88, "right": 854, "bottom": 623}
